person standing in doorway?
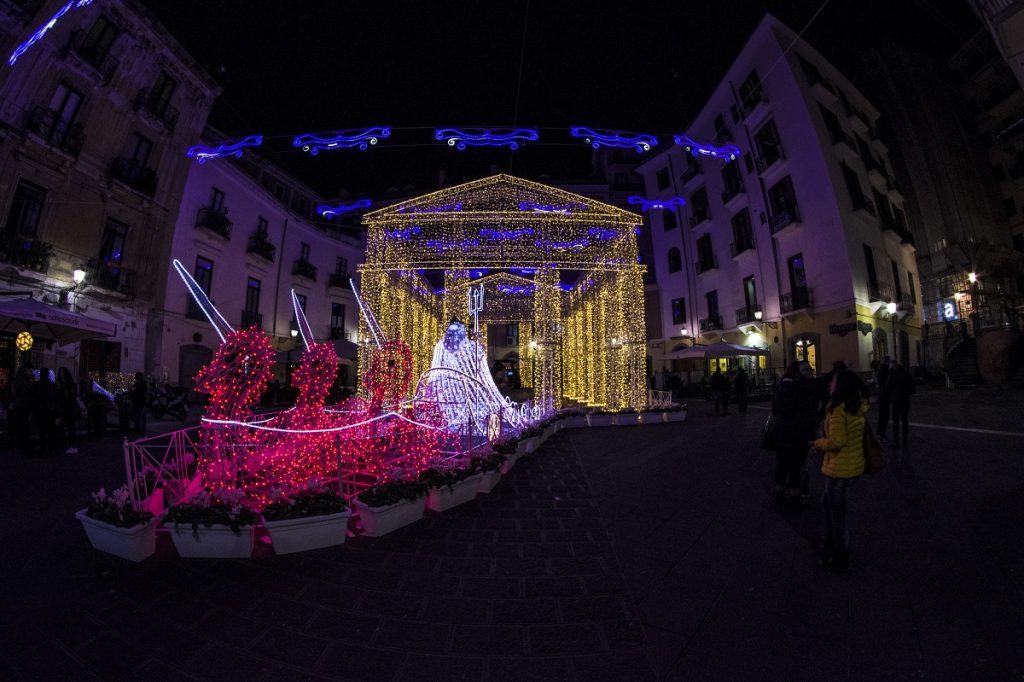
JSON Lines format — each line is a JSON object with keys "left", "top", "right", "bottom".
{"left": 875, "top": 356, "right": 893, "bottom": 444}
{"left": 131, "top": 372, "right": 148, "bottom": 437}
{"left": 888, "top": 360, "right": 915, "bottom": 447}
{"left": 733, "top": 366, "right": 749, "bottom": 416}
{"left": 56, "top": 368, "right": 79, "bottom": 454}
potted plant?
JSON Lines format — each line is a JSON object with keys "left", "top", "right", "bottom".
{"left": 261, "top": 481, "right": 351, "bottom": 555}
{"left": 493, "top": 437, "right": 520, "bottom": 474}
{"left": 133, "top": 465, "right": 165, "bottom": 516}
{"left": 471, "top": 451, "right": 504, "bottom": 493}
{"left": 420, "top": 464, "right": 483, "bottom": 512}
{"left": 164, "top": 454, "right": 202, "bottom": 506}
{"left": 76, "top": 486, "right": 158, "bottom": 562}
{"left": 587, "top": 410, "right": 614, "bottom": 427}
{"left": 354, "top": 478, "right": 428, "bottom": 537}
{"left": 164, "top": 488, "right": 259, "bottom": 558}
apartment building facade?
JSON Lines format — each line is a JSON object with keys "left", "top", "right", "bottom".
{"left": 638, "top": 15, "right": 923, "bottom": 377}
{"left": 0, "top": 0, "right": 218, "bottom": 380}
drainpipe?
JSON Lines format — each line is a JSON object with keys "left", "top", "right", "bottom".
{"left": 271, "top": 218, "right": 288, "bottom": 339}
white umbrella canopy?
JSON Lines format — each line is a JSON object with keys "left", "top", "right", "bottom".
{"left": 664, "top": 340, "right": 768, "bottom": 360}
{"left": 0, "top": 297, "right": 115, "bottom": 345}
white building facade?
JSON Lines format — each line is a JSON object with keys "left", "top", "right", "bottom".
{"left": 638, "top": 15, "right": 923, "bottom": 378}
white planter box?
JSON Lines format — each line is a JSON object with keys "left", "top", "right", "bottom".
{"left": 427, "top": 474, "right": 483, "bottom": 512}
{"left": 616, "top": 413, "right": 642, "bottom": 426}
{"left": 561, "top": 416, "right": 587, "bottom": 429}
{"left": 477, "top": 469, "right": 502, "bottom": 493}
{"left": 524, "top": 437, "right": 540, "bottom": 453}
{"left": 263, "top": 510, "right": 351, "bottom": 555}
{"left": 166, "top": 522, "right": 255, "bottom": 558}
{"left": 588, "top": 414, "right": 614, "bottom": 427}
{"left": 500, "top": 454, "right": 516, "bottom": 475}
{"left": 666, "top": 410, "right": 687, "bottom": 422}
{"left": 515, "top": 438, "right": 530, "bottom": 456}
{"left": 164, "top": 474, "right": 203, "bottom": 506}
{"left": 354, "top": 496, "right": 425, "bottom": 537}
{"left": 76, "top": 510, "right": 157, "bottom": 563}
{"left": 542, "top": 426, "right": 555, "bottom": 440}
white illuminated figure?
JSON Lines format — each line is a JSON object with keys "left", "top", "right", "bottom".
{"left": 426, "top": 318, "right": 529, "bottom": 436}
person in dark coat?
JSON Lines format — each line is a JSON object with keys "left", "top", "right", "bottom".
{"left": 131, "top": 372, "right": 148, "bottom": 437}
{"left": 56, "top": 368, "right": 79, "bottom": 454}
{"left": 733, "top": 367, "right": 749, "bottom": 415}
{"left": 771, "top": 360, "right": 820, "bottom": 505}
{"left": 875, "top": 356, "right": 893, "bottom": 443}
{"left": 30, "top": 368, "right": 57, "bottom": 456}
{"left": 11, "top": 364, "right": 35, "bottom": 455}
{"left": 711, "top": 368, "right": 731, "bottom": 415}
{"left": 887, "top": 360, "right": 915, "bottom": 447}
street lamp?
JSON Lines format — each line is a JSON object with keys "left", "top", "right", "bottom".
{"left": 72, "top": 268, "right": 86, "bottom": 285}
{"left": 968, "top": 271, "right": 981, "bottom": 336}
{"left": 886, "top": 301, "right": 898, "bottom": 364}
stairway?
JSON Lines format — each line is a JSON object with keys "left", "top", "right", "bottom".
{"left": 945, "top": 337, "right": 982, "bottom": 389}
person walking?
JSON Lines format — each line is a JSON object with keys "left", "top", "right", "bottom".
{"left": 56, "top": 368, "right": 80, "bottom": 454}
{"left": 733, "top": 366, "right": 749, "bottom": 415}
{"left": 11, "top": 364, "right": 35, "bottom": 455}
{"left": 888, "top": 360, "right": 915, "bottom": 447}
{"left": 770, "top": 361, "right": 819, "bottom": 505}
{"left": 711, "top": 368, "right": 731, "bottom": 415}
{"left": 30, "top": 368, "right": 57, "bottom": 456}
{"left": 813, "top": 369, "right": 868, "bottom": 571}
{"left": 875, "top": 356, "right": 893, "bottom": 443}
{"left": 131, "top": 372, "right": 148, "bottom": 437}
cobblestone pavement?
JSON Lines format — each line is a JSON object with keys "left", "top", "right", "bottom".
{"left": 1, "top": 386, "right": 1022, "bottom": 680}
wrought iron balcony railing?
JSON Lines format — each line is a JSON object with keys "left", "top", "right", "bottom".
{"left": 0, "top": 230, "right": 51, "bottom": 273}
{"left": 869, "top": 281, "right": 894, "bottom": 302}
{"left": 109, "top": 157, "right": 157, "bottom": 196}
{"left": 135, "top": 87, "right": 179, "bottom": 131}
{"left": 735, "top": 306, "right": 762, "bottom": 325}
{"left": 246, "top": 233, "right": 275, "bottom": 261}
{"left": 195, "top": 206, "right": 231, "bottom": 239}
{"left": 768, "top": 207, "right": 801, "bottom": 234}
{"left": 780, "top": 286, "right": 814, "bottom": 313}
{"left": 240, "top": 309, "right": 263, "bottom": 330}
{"left": 85, "top": 258, "right": 134, "bottom": 294}
{"left": 64, "top": 30, "right": 119, "bottom": 82}
{"left": 699, "top": 316, "right": 723, "bottom": 332}
{"left": 695, "top": 255, "right": 719, "bottom": 274}
{"left": 293, "top": 259, "right": 317, "bottom": 281}
{"left": 730, "top": 237, "right": 755, "bottom": 257}
{"left": 328, "top": 271, "right": 351, "bottom": 289}
{"left": 25, "top": 107, "right": 84, "bottom": 156}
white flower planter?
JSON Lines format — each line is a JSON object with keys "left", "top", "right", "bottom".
{"left": 616, "top": 413, "right": 642, "bottom": 426}
{"left": 164, "top": 474, "right": 203, "bottom": 506}
{"left": 426, "top": 474, "right": 483, "bottom": 512}
{"left": 166, "top": 522, "right": 255, "bottom": 558}
{"left": 477, "top": 469, "right": 502, "bottom": 493}
{"left": 76, "top": 510, "right": 158, "bottom": 563}
{"left": 263, "top": 510, "right": 351, "bottom": 555}
{"left": 561, "top": 415, "right": 587, "bottom": 429}
{"left": 524, "top": 436, "right": 540, "bottom": 453}
{"left": 588, "top": 414, "right": 614, "bottom": 427}
{"left": 500, "top": 454, "right": 517, "bottom": 475}
{"left": 354, "top": 496, "right": 425, "bottom": 537}
{"left": 666, "top": 410, "right": 687, "bottom": 422}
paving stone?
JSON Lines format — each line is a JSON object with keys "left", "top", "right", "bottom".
{"left": 523, "top": 576, "right": 584, "bottom": 598}
{"left": 318, "top": 643, "right": 404, "bottom": 681}
{"left": 573, "top": 651, "right": 657, "bottom": 681}
{"left": 195, "top": 609, "right": 269, "bottom": 649}
{"left": 491, "top": 598, "right": 560, "bottom": 624}
{"left": 400, "top": 573, "right": 461, "bottom": 596}
{"left": 528, "top": 623, "right": 605, "bottom": 656}
{"left": 419, "top": 597, "right": 490, "bottom": 625}
{"left": 308, "top": 609, "right": 382, "bottom": 644}
{"left": 486, "top": 656, "right": 572, "bottom": 682}
{"left": 437, "top": 557, "right": 493, "bottom": 577}
{"left": 253, "top": 626, "right": 330, "bottom": 668}
{"left": 558, "top": 595, "right": 628, "bottom": 621}
{"left": 461, "top": 577, "right": 521, "bottom": 599}
{"left": 450, "top": 625, "right": 526, "bottom": 657}
{"left": 395, "top": 654, "right": 484, "bottom": 682}
{"left": 493, "top": 558, "right": 549, "bottom": 578}
{"left": 376, "top": 619, "right": 450, "bottom": 652}
{"left": 356, "top": 591, "right": 425, "bottom": 620}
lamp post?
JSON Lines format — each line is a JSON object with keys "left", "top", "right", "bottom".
{"left": 754, "top": 309, "right": 772, "bottom": 377}
{"left": 886, "top": 301, "right": 898, "bottom": 365}
{"left": 968, "top": 271, "right": 980, "bottom": 336}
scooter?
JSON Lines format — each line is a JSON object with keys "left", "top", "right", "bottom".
{"left": 148, "top": 383, "right": 187, "bottom": 421}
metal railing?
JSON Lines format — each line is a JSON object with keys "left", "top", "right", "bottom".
{"left": 328, "top": 271, "right": 351, "bottom": 289}
{"left": 0, "top": 230, "right": 51, "bottom": 273}
{"left": 689, "top": 210, "right": 711, "bottom": 227}
{"left": 721, "top": 183, "right": 744, "bottom": 203}
{"left": 109, "top": 157, "right": 157, "bottom": 196}
{"left": 695, "top": 255, "right": 719, "bottom": 274}
{"left": 699, "top": 316, "right": 723, "bottom": 332}
{"left": 768, "top": 207, "right": 801, "bottom": 233}
{"left": 86, "top": 258, "right": 134, "bottom": 294}
{"left": 869, "top": 281, "right": 894, "bottom": 302}
{"left": 735, "top": 306, "right": 761, "bottom": 325}
{"left": 196, "top": 206, "right": 232, "bottom": 239}
{"left": 240, "top": 309, "right": 263, "bottom": 329}
{"left": 293, "top": 259, "right": 318, "bottom": 280}
{"left": 681, "top": 163, "right": 702, "bottom": 183}
{"left": 780, "top": 286, "right": 814, "bottom": 313}
{"left": 25, "top": 107, "right": 84, "bottom": 156}
{"left": 730, "top": 237, "right": 754, "bottom": 257}
{"left": 64, "top": 30, "right": 119, "bottom": 81}
{"left": 135, "top": 88, "right": 179, "bottom": 131}
{"left": 247, "top": 233, "right": 275, "bottom": 261}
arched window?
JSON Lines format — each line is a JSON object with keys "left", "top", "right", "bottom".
{"left": 667, "top": 247, "right": 681, "bottom": 273}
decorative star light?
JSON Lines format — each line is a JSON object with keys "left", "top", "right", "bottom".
{"left": 317, "top": 198, "right": 372, "bottom": 217}
{"left": 518, "top": 201, "right": 587, "bottom": 213}
{"left": 186, "top": 135, "right": 264, "bottom": 164}
{"left": 292, "top": 127, "right": 390, "bottom": 155}
{"left": 673, "top": 135, "right": 741, "bottom": 162}
{"left": 434, "top": 128, "right": 539, "bottom": 150}
{"left": 627, "top": 196, "right": 687, "bottom": 212}
{"left": 569, "top": 127, "right": 657, "bottom": 153}
{"left": 8, "top": 0, "right": 93, "bottom": 66}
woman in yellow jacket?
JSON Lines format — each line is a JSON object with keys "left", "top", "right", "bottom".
{"left": 812, "top": 369, "right": 868, "bottom": 571}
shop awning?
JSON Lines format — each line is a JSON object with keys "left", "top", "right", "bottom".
{"left": 0, "top": 297, "right": 116, "bottom": 345}
{"left": 663, "top": 341, "right": 768, "bottom": 360}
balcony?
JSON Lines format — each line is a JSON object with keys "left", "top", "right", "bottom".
{"left": 808, "top": 73, "right": 838, "bottom": 104}
{"left": 328, "top": 271, "right": 351, "bottom": 289}
{"left": 247, "top": 232, "right": 275, "bottom": 262}
{"left": 830, "top": 129, "right": 858, "bottom": 159}
{"left": 330, "top": 326, "right": 348, "bottom": 340}
{"left": 780, "top": 286, "right": 814, "bottom": 313}
{"left": 135, "top": 88, "right": 179, "bottom": 132}
{"left": 699, "top": 316, "right": 723, "bottom": 332}
{"left": 109, "top": 157, "right": 157, "bottom": 197}
{"left": 0, "top": 231, "right": 51, "bottom": 273}
{"left": 85, "top": 258, "right": 134, "bottom": 295}
{"left": 730, "top": 237, "right": 755, "bottom": 258}
{"left": 293, "top": 258, "right": 317, "bottom": 281}
{"left": 755, "top": 144, "right": 785, "bottom": 174}
{"left": 240, "top": 309, "right": 263, "bottom": 330}
{"left": 25, "top": 107, "right": 84, "bottom": 157}
{"left": 768, "top": 206, "right": 801, "bottom": 234}
{"left": 852, "top": 196, "right": 876, "bottom": 218}
{"left": 681, "top": 162, "right": 702, "bottom": 184}
{"left": 695, "top": 255, "right": 719, "bottom": 274}
{"left": 869, "top": 281, "right": 894, "bottom": 302}
{"left": 688, "top": 210, "right": 711, "bottom": 228}
{"left": 63, "top": 30, "right": 119, "bottom": 83}
{"left": 741, "top": 88, "right": 769, "bottom": 120}
{"left": 195, "top": 206, "right": 232, "bottom": 239}
{"left": 721, "top": 183, "right": 745, "bottom": 204}
{"left": 735, "top": 306, "right": 762, "bottom": 325}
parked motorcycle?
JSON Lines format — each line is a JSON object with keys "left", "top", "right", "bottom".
{"left": 148, "top": 383, "right": 187, "bottom": 421}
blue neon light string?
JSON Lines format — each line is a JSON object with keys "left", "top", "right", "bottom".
{"left": 318, "top": 198, "right": 372, "bottom": 217}
{"left": 569, "top": 126, "right": 657, "bottom": 153}
{"left": 293, "top": 127, "right": 390, "bottom": 155}
{"left": 673, "top": 135, "right": 741, "bottom": 162}
{"left": 435, "top": 128, "right": 539, "bottom": 150}
{"left": 8, "top": 0, "right": 93, "bottom": 66}
{"left": 627, "top": 196, "right": 687, "bottom": 211}
{"left": 186, "top": 135, "right": 263, "bottom": 164}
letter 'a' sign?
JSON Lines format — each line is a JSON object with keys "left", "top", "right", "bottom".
{"left": 942, "top": 300, "right": 958, "bottom": 321}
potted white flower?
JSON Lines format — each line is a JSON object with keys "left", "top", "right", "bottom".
{"left": 471, "top": 451, "right": 504, "bottom": 493}
{"left": 353, "top": 478, "right": 428, "bottom": 537}
{"left": 261, "top": 480, "right": 351, "bottom": 555}
{"left": 77, "top": 486, "right": 158, "bottom": 562}
{"left": 420, "top": 464, "right": 483, "bottom": 512}
{"left": 164, "top": 488, "right": 259, "bottom": 558}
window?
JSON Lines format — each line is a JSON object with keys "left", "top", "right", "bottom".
{"left": 743, "top": 276, "right": 758, "bottom": 317}
{"left": 731, "top": 208, "right": 753, "bottom": 251}
{"left": 4, "top": 179, "right": 46, "bottom": 236}
{"left": 696, "top": 233, "right": 714, "bottom": 270}
{"left": 875, "top": 189, "right": 895, "bottom": 229}
{"left": 244, "top": 278, "right": 260, "bottom": 313}
{"left": 149, "top": 71, "right": 177, "bottom": 115}
{"left": 690, "top": 187, "right": 710, "bottom": 224}
{"left": 667, "top": 247, "right": 681, "bottom": 273}
{"left": 127, "top": 132, "right": 152, "bottom": 167}
{"left": 98, "top": 218, "right": 126, "bottom": 265}
{"left": 841, "top": 163, "right": 868, "bottom": 211}
{"left": 209, "top": 187, "right": 225, "bottom": 211}
{"left": 787, "top": 253, "right": 807, "bottom": 292}
{"left": 335, "top": 256, "right": 348, "bottom": 274}
{"left": 863, "top": 245, "right": 878, "bottom": 295}
{"left": 656, "top": 167, "right": 671, "bottom": 191}
{"left": 818, "top": 103, "right": 845, "bottom": 143}
{"left": 671, "top": 297, "right": 686, "bottom": 325}
{"left": 49, "top": 82, "right": 83, "bottom": 128}
{"left": 754, "top": 119, "right": 783, "bottom": 165}
{"left": 614, "top": 172, "right": 628, "bottom": 187}
{"left": 300, "top": 242, "right": 310, "bottom": 262}
{"left": 1013, "top": 233, "right": 1024, "bottom": 252}
{"left": 81, "top": 15, "right": 119, "bottom": 62}
{"left": 706, "top": 290, "right": 720, "bottom": 320}
{"left": 713, "top": 113, "right": 728, "bottom": 140}
{"left": 295, "top": 293, "right": 307, "bottom": 312}
{"left": 663, "top": 210, "right": 677, "bottom": 231}
{"left": 257, "top": 216, "right": 268, "bottom": 235}
{"left": 767, "top": 175, "right": 799, "bottom": 219}
{"left": 1005, "top": 197, "right": 1017, "bottom": 217}
{"left": 187, "top": 256, "right": 213, "bottom": 318}
{"left": 721, "top": 161, "right": 743, "bottom": 198}
{"left": 892, "top": 260, "right": 903, "bottom": 301}
{"left": 331, "top": 302, "right": 346, "bottom": 330}
{"left": 907, "top": 271, "right": 917, "bottom": 304}
{"left": 738, "top": 69, "right": 763, "bottom": 107}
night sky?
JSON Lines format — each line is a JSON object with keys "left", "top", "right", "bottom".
{"left": 142, "top": 0, "right": 980, "bottom": 199}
